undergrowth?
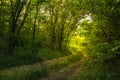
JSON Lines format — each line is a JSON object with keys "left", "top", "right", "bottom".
{"left": 0, "top": 53, "right": 83, "bottom": 80}
{"left": 0, "top": 48, "right": 71, "bottom": 70}
{"left": 74, "top": 41, "right": 120, "bottom": 80}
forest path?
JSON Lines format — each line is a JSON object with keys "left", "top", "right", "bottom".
{"left": 0, "top": 49, "right": 89, "bottom": 80}
{"left": 0, "top": 55, "right": 72, "bottom": 74}
{"left": 38, "top": 51, "right": 89, "bottom": 80}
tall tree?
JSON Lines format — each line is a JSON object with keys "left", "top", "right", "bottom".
{"left": 8, "top": 0, "right": 31, "bottom": 54}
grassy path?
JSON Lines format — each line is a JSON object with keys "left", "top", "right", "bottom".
{"left": 38, "top": 51, "right": 89, "bottom": 80}
{"left": 0, "top": 53, "right": 83, "bottom": 80}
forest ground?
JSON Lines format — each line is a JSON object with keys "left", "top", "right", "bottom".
{"left": 38, "top": 52, "right": 89, "bottom": 80}
{"left": 0, "top": 49, "right": 89, "bottom": 80}
{"left": 0, "top": 48, "right": 119, "bottom": 80}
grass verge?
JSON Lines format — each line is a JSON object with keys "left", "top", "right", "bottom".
{"left": 0, "top": 53, "right": 83, "bottom": 80}
{"left": 0, "top": 48, "right": 71, "bottom": 70}
{"left": 74, "top": 52, "right": 120, "bottom": 80}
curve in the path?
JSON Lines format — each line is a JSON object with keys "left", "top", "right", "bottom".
{"left": 38, "top": 55, "right": 89, "bottom": 80}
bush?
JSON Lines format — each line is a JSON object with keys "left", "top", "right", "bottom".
{"left": 0, "top": 46, "right": 39, "bottom": 70}
{"left": 0, "top": 38, "right": 7, "bottom": 54}
{"left": 36, "top": 48, "right": 71, "bottom": 60}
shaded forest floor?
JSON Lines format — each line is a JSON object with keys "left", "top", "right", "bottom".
{"left": 38, "top": 53, "right": 89, "bottom": 80}
{"left": 0, "top": 48, "right": 120, "bottom": 80}
{"left": 0, "top": 49, "right": 88, "bottom": 80}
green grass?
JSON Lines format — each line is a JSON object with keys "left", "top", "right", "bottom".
{"left": 73, "top": 56, "right": 104, "bottom": 80}
{"left": 77, "top": 60, "right": 104, "bottom": 80}
{"left": 0, "top": 53, "right": 38, "bottom": 71}
{"left": 0, "top": 66, "right": 48, "bottom": 80}
{"left": 36, "top": 48, "right": 71, "bottom": 60}
{"left": 50, "top": 53, "right": 83, "bottom": 71}
{"left": 74, "top": 52, "right": 120, "bottom": 80}
{"left": 0, "top": 53, "right": 83, "bottom": 80}
{"left": 0, "top": 48, "right": 71, "bottom": 70}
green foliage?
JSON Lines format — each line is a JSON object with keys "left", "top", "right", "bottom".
{"left": 87, "top": 43, "right": 113, "bottom": 54}
{"left": 0, "top": 38, "right": 7, "bottom": 54}
{"left": 36, "top": 48, "right": 71, "bottom": 60}
{"left": 0, "top": 50, "right": 37, "bottom": 70}
{"left": 0, "top": 47, "right": 71, "bottom": 70}
{"left": 23, "top": 67, "right": 48, "bottom": 80}
{"left": 107, "top": 40, "right": 120, "bottom": 54}
{"left": 0, "top": 66, "right": 48, "bottom": 80}
{"left": 0, "top": 0, "right": 120, "bottom": 79}
{"left": 50, "top": 53, "right": 83, "bottom": 71}
{"left": 74, "top": 53, "right": 104, "bottom": 80}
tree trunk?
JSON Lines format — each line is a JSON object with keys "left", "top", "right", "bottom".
{"left": 8, "top": 0, "right": 29, "bottom": 54}
{"left": 32, "top": 0, "right": 39, "bottom": 53}
{"left": 8, "top": 19, "right": 16, "bottom": 54}
{"left": 58, "top": 26, "right": 64, "bottom": 50}
{"left": 49, "top": 3, "right": 58, "bottom": 49}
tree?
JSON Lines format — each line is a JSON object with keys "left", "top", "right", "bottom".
{"left": 82, "top": 0, "right": 120, "bottom": 41}
{"left": 8, "top": 0, "right": 31, "bottom": 54}
{"left": 38, "top": 0, "right": 84, "bottom": 50}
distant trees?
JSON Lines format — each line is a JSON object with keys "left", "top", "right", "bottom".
{"left": 41, "top": 0, "right": 83, "bottom": 50}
